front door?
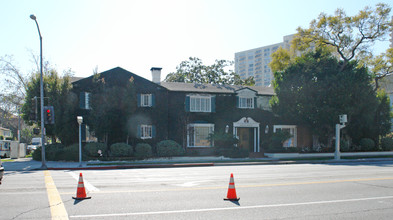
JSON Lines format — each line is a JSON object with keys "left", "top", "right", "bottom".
{"left": 237, "top": 128, "right": 254, "bottom": 152}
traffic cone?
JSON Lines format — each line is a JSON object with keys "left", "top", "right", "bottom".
{"left": 224, "top": 173, "right": 240, "bottom": 201}
{"left": 72, "top": 173, "right": 91, "bottom": 200}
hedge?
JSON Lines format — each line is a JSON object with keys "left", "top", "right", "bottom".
{"left": 110, "top": 143, "right": 133, "bottom": 157}
{"left": 156, "top": 140, "right": 184, "bottom": 157}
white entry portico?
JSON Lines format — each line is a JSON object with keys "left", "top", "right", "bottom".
{"left": 233, "top": 117, "right": 260, "bottom": 152}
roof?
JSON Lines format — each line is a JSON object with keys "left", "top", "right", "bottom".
{"left": 160, "top": 82, "right": 275, "bottom": 95}
{"left": 69, "top": 77, "right": 84, "bottom": 83}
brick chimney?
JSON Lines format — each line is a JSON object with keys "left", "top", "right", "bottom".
{"left": 151, "top": 67, "right": 162, "bottom": 84}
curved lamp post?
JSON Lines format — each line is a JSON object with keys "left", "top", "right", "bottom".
{"left": 30, "top": 14, "right": 46, "bottom": 169}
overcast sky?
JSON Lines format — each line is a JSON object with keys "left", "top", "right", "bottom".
{"left": 1, "top": 0, "right": 391, "bottom": 81}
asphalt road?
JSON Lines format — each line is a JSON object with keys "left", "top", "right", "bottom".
{"left": 2, "top": 161, "right": 393, "bottom": 219}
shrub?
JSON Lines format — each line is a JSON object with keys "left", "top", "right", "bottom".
{"left": 340, "top": 140, "right": 350, "bottom": 152}
{"left": 209, "top": 132, "right": 238, "bottom": 149}
{"left": 381, "top": 137, "right": 393, "bottom": 151}
{"left": 32, "top": 143, "right": 79, "bottom": 161}
{"left": 156, "top": 140, "right": 184, "bottom": 157}
{"left": 216, "top": 147, "right": 249, "bottom": 158}
{"left": 135, "top": 143, "right": 152, "bottom": 159}
{"left": 57, "top": 144, "right": 79, "bottom": 161}
{"left": 110, "top": 143, "right": 133, "bottom": 157}
{"left": 359, "top": 138, "right": 376, "bottom": 151}
{"left": 84, "top": 142, "right": 107, "bottom": 157}
{"left": 32, "top": 146, "right": 41, "bottom": 161}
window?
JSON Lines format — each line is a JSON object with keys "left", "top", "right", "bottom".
{"left": 141, "top": 94, "right": 152, "bottom": 107}
{"left": 190, "top": 96, "right": 212, "bottom": 112}
{"left": 80, "top": 92, "right": 91, "bottom": 109}
{"left": 273, "top": 125, "right": 297, "bottom": 147}
{"left": 187, "top": 124, "right": 214, "bottom": 147}
{"left": 140, "top": 125, "right": 153, "bottom": 139}
{"left": 238, "top": 97, "right": 254, "bottom": 109}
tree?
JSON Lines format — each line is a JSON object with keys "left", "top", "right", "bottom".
{"left": 21, "top": 68, "right": 74, "bottom": 144}
{"left": 89, "top": 75, "right": 137, "bottom": 146}
{"left": 165, "top": 57, "right": 255, "bottom": 86}
{"left": 365, "top": 48, "right": 393, "bottom": 90}
{"left": 291, "top": 3, "right": 392, "bottom": 71}
{"left": 271, "top": 50, "right": 387, "bottom": 147}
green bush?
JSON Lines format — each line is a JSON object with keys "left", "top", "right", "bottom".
{"left": 84, "top": 142, "right": 107, "bottom": 157}
{"left": 156, "top": 140, "right": 184, "bottom": 157}
{"left": 135, "top": 143, "right": 152, "bottom": 159}
{"left": 32, "top": 146, "right": 42, "bottom": 161}
{"left": 381, "top": 137, "right": 393, "bottom": 151}
{"left": 110, "top": 143, "right": 133, "bottom": 157}
{"left": 32, "top": 143, "right": 79, "bottom": 161}
{"left": 359, "top": 138, "right": 376, "bottom": 151}
{"left": 209, "top": 132, "right": 238, "bottom": 148}
{"left": 57, "top": 144, "right": 79, "bottom": 161}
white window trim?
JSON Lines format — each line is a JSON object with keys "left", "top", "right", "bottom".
{"left": 187, "top": 123, "right": 214, "bottom": 148}
{"left": 141, "top": 94, "right": 152, "bottom": 107}
{"left": 85, "top": 92, "right": 91, "bottom": 110}
{"left": 238, "top": 96, "right": 254, "bottom": 109}
{"left": 273, "top": 125, "right": 297, "bottom": 147}
{"left": 140, "top": 125, "right": 153, "bottom": 139}
{"left": 189, "top": 95, "right": 212, "bottom": 112}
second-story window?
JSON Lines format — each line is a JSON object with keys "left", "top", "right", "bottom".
{"left": 239, "top": 97, "right": 254, "bottom": 109}
{"left": 141, "top": 94, "right": 152, "bottom": 107}
{"left": 191, "top": 96, "right": 211, "bottom": 112}
{"left": 138, "top": 94, "right": 155, "bottom": 107}
{"left": 80, "top": 92, "right": 91, "bottom": 110}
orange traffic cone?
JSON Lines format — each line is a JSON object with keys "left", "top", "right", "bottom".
{"left": 72, "top": 173, "right": 91, "bottom": 200}
{"left": 224, "top": 173, "right": 240, "bottom": 201}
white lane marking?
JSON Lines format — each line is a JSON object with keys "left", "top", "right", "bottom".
{"left": 70, "top": 195, "right": 393, "bottom": 218}
{"left": 175, "top": 180, "right": 213, "bottom": 187}
{"left": 68, "top": 172, "right": 100, "bottom": 192}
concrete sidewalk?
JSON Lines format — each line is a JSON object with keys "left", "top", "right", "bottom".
{"left": 2, "top": 156, "right": 393, "bottom": 171}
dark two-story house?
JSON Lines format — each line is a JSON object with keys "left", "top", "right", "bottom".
{"left": 72, "top": 67, "right": 312, "bottom": 155}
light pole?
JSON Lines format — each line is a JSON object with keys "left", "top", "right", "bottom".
{"left": 30, "top": 14, "right": 46, "bottom": 169}
{"left": 77, "top": 116, "right": 83, "bottom": 167}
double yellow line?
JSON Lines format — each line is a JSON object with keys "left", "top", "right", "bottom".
{"left": 44, "top": 171, "right": 69, "bottom": 220}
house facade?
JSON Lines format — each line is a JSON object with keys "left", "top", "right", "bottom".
{"left": 72, "top": 67, "right": 312, "bottom": 155}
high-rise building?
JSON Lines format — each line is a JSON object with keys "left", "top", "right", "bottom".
{"left": 235, "top": 34, "right": 294, "bottom": 87}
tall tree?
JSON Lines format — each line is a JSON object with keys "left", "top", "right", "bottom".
{"left": 271, "top": 50, "right": 387, "bottom": 147}
{"left": 89, "top": 75, "right": 137, "bottom": 145}
{"left": 165, "top": 57, "right": 255, "bottom": 86}
{"left": 21, "top": 68, "right": 74, "bottom": 143}
{"left": 291, "top": 3, "right": 392, "bottom": 71}
{"left": 365, "top": 48, "right": 393, "bottom": 90}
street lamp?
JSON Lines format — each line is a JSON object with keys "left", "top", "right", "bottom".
{"left": 77, "top": 116, "right": 83, "bottom": 167}
{"left": 30, "top": 14, "right": 46, "bottom": 169}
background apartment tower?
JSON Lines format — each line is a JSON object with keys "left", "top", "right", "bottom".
{"left": 235, "top": 34, "right": 294, "bottom": 87}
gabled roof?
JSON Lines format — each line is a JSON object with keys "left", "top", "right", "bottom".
{"left": 160, "top": 82, "right": 275, "bottom": 95}
{"left": 72, "top": 67, "right": 166, "bottom": 90}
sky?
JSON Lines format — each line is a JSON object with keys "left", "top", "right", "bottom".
{"left": 1, "top": 0, "right": 392, "bottom": 81}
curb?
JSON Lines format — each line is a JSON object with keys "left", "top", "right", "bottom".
{"left": 46, "top": 162, "right": 215, "bottom": 170}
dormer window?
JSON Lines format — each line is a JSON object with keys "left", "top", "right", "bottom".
{"left": 236, "top": 88, "right": 257, "bottom": 109}
{"left": 238, "top": 97, "right": 254, "bottom": 109}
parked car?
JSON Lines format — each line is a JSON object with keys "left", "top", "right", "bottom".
{"left": 27, "top": 137, "right": 42, "bottom": 152}
{"left": 0, "top": 159, "right": 4, "bottom": 184}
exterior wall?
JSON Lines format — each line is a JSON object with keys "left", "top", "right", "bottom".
{"left": 72, "top": 68, "right": 168, "bottom": 147}
{"left": 167, "top": 90, "right": 276, "bottom": 152}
